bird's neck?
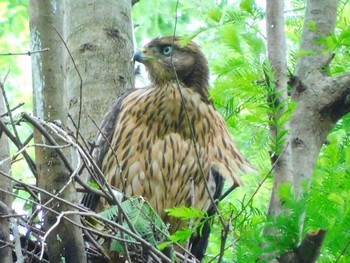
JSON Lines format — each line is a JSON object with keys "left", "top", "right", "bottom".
{"left": 151, "top": 78, "right": 210, "bottom": 103}
{"left": 142, "top": 83, "right": 209, "bottom": 139}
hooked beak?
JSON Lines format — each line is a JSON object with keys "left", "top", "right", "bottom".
{"left": 133, "top": 50, "right": 146, "bottom": 63}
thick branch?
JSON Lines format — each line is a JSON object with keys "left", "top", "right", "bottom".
{"left": 320, "top": 72, "right": 350, "bottom": 120}
{"left": 292, "top": 0, "right": 341, "bottom": 196}
{"left": 278, "top": 230, "right": 327, "bottom": 263}
{"left": 296, "top": 0, "right": 338, "bottom": 78}
{"left": 288, "top": 4, "right": 342, "bottom": 256}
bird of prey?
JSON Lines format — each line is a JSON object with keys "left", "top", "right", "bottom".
{"left": 85, "top": 36, "right": 253, "bottom": 261}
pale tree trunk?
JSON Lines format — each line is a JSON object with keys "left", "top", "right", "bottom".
{"left": 65, "top": 0, "right": 134, "bottom": 148}
{"left": 30, "top": 0, "right": 134, "bottom": 261}
{"left": 266, "top": 0, "right": 350, "bottom": 262}
{"left": 0, "top": 87, "right": 12, "bottom": 263}
{"left": 292, "top": 0, "right": 342, "bottom": 196}
{"left": 30, "top": 1, "right": 86, "bottom": 262}
{"left": 266, "top": 0, "right": 293, "bottom": 218}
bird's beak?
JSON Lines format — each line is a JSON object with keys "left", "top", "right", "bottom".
{"left": 133, "top": 49, "right": 149, "bottom": 63}
{"left": 132, "top": 50, "right": 145, "bottom": 63}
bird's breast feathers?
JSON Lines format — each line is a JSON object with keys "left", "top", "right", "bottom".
{"left": 100, "top": 82, "right": 251, "bottom": 222}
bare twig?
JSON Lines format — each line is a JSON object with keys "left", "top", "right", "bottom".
{"left": 0, "top": 48, "right": 49, "bottom": 56}
{"left": 0, "top": 111, "right": 36, "bottom": 176}
{"left": 335, "top": 239, "right": 350, "bottom": 263}
{"left": 41, "top": 211, "right": 172, "bottom": 263}
{"left": 82, "top": 228, "right": 111, "bottom": 261}
{"left": 0, "top": 239, "right": 49, "bottom": 263}
{"left": 1, "top": 72, "right": 22, "bottom": 146}
{"left": 232, "top": 141, "right": 290, "bottom": 222}
{"left": 207, "top": 244, "right": 234, "bottom": 263}
{"left": 22, "top": 113, "right": 73, "bottom": 173}
{"left": 0, "top": 186, "right": 148, "bottom": 261}
{"left": 0, "top": 102, "right": 25, "bottom": 117}
{"left": 0, "top": 200, "right": 24, "bottom": 262}
{"left": 17, "top": 114, "right": 159, "bottom": 260}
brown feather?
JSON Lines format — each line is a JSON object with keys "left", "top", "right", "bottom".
{"left": 98, "top": 82, "right": 252, "bottom": 229}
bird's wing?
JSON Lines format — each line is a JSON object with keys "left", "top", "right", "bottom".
{"left": 190, "top": 167, "right": 224, "bottom": 260}
{"left": 208, "top": 106, "right": 256, "bottom": 187}
{"left": 93, "top": 88, "right": 138, "bottom": 169}
{"left": 82, "top": 88, "right": 137, "bottom": 210}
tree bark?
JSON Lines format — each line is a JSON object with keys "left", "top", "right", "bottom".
{"left": 292, "top": 0, "right": 341, "bottom": 197}
{"left": 265, "top": 0, "right": 350, "bottom": 261}
{"left": 30, "top": 1, "right": 86, "bottom": 262}
{"left": 0, "top": 85, "right": 13, "bottom": 263}
{"left": 278, "top": 230, "right": 327, "bottom": 263}
{"left": 266, "top": 0, "right": 293, "bottom": 218}
{"left": 30, "top": 0, "right": 134, "bottom": 261}
{"left": 65, "top": 0, "right": 134, "bottom": 146}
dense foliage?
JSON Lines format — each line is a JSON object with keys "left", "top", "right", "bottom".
{"left": 1, "top": 0, "right": 349, "bottom": 262}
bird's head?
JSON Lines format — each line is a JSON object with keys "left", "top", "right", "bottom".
{"left": 133, "top": 36, "right": 209, "bottom": 97}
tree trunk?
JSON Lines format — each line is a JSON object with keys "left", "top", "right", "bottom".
{"left": 0, "top": 86, "right": 13, "bottom": 263}
{"left": 30, "top": 0, "right": 134, "bottom": 261}
{"left": 266, "top": 0, "right": 350, "bottom": 261}
{"left": 65, "top": 0, "right": 134, "bottom": 147}
{"left": 266, "top": 0, "right": 293, "bottom": 219}
{"left": 292, "top": 0, "right": 340, "bottom": 197}
{"left": 30, "top": 1, "right": 86, "bottom": 262}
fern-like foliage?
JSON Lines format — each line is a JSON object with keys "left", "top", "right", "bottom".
{"left": 305, "top": 129, "right": 350, "bottom": 262}
{"left": 98, "top": 197, "right": 173, "bottom": 258}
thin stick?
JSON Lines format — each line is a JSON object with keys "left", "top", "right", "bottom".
{"left": 0, "top": 102, "right": 25, "bottom": 117}
{"left": 0, "top": 48, "right": 49, "bottom": 56}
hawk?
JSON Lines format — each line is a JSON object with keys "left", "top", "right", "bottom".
{"left": 85, "top": 36, "right": 253, "bottom": 261}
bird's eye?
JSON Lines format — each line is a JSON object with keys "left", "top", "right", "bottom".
{"left": 162, "top": 46, "right": 172, "bottom": 56}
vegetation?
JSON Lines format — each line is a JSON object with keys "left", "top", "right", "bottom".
{"left": 0, "top": 0, "right": 349, "bottom": 262}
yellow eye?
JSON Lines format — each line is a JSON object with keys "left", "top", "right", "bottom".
{"left": 162, "top": 46, "right": 172, "bottom": 56}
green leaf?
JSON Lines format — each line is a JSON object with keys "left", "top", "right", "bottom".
{"left": 88, "top": 181, "right": 99, "bottom": 189}
{"left": 99, "top": 205, "right": 119, "bottom": 221}
{"left": 309, "top": 20, "right": 317, "bottom": 32}
{"left": 157, "top": 240, "right": 173, "bottom": 251}
{"left": 169, "top": 227, "right": 195, "bottom": 243}
{"left": 101, "top": 197, "right": 174, "bottom": 258}
{"left": 328, "top": 193, "right": 344, "bottom": 205}
{"left": 295, "top": 49, "right": 314, "bottom": 58}
{"left": 240, "top": 0, "right": 254, "bottom": 14}
{"left": 207, "top": 6, "right": 222, "bottom": 23}
{"left": 165, "top": 206, "right": 205, "bottom": 220}
{"left": 180, "top": 27, "right": 207, "bottom": 47}
{"left": 220, "top": 24, "right": 242, "bottom": 53}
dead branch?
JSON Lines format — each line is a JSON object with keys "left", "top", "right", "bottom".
{"left": 0, "top": 82, "right": 36, "bottom": 176}
{"left": 0, "top": 102, "right": 25, "bottom": 117}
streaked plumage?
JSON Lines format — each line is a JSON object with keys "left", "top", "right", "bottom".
{"left": 86, "top": 36, "right": 252, "bottom": 261}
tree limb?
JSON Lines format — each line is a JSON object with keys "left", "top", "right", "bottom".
{"left": 278, "top": 230, "right": 327, "bottom": 263}
{"left": 296, "top": 0, "right": 338, "bottom": 78}
{"left": 320, "top": 72, "right": 350, "bottom": 120}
